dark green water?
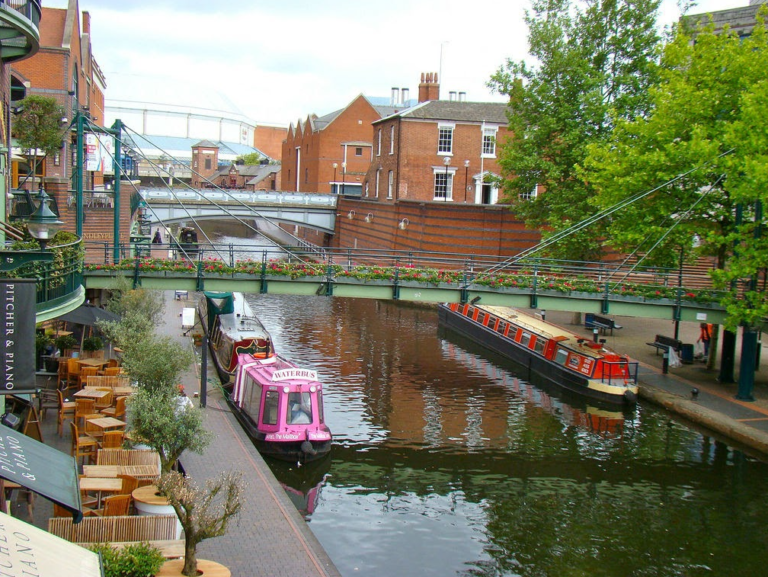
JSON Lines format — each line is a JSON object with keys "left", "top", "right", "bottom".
{"left": 244, "top": 294, "right": 768, "bottom": 577}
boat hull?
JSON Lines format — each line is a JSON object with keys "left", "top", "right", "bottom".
{"left": 224, "top": 387, "right": 332, "bottom": 463}
{"left": 438, "top": 304, "right": 636, "bottom": 406}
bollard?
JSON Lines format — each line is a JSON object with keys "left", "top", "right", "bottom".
{"left": 593, "top": 328, "right": 599, "bottom": 343}
{"left": 541, "top": 310, "right": 546, "bottom": 322}
{"left": 662, "top": 351, "right": 669, "bottom": 374}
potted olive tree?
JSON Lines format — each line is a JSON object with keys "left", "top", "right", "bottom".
{"left": 156, "top": 471, "right": 243, "bottom": 577}
{"left": 82, "top": 335, "right": 103, "bottom": 358}
{"left": 55, "top": 333, "right": 78, "bottom": 357}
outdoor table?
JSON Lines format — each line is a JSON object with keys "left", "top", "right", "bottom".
{"left": 86, "top": 417, "right": 127, "bottom": 434}
{"left": 79, "top": 476, "right": 122, "bottom": 507}
{"left": 112, "top": 387, "right": 136, "bottom": 397}
{"left": 83, "top": 464, "right": 159, "bottom": 480}
{"left": 77, "top": 358, "right": 110, "bottom": 369}
{"left": 74, "top": 389, "right": 111, "bottom": 400}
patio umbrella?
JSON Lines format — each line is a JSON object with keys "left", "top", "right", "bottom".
{"left": 58, "top": 303, "right": 120, "bottom": 326}
{"left": 58, "top": 304, "right": 121, "bottom": 352}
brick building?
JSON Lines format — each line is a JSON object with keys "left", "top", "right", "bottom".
{"left": 210, "top": 163, "right": 281, "bottom": 191}
{"left": 363, "top": 76, "right": 509, "bottom": 205}
{"left": 281, "top": 93, "right": 411, "bottom": 195}
{"left": 11, "top": 1, "right": 106, "bottom": 191}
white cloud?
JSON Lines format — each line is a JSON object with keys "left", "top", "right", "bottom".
{"left": 43, "top": 0, "right": 750, "bottom": 126}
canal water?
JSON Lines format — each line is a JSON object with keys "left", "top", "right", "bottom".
{"left": 241, "top": 294, "right": 768, "bottom": 577}
{"left": 202, "top": 225, "right": 768, "bottom": 576}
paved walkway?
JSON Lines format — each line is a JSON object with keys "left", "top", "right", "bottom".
{"left": 543, "top": 309, "right": 768, "bottom": 457}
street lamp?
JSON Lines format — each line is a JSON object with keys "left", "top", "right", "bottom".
{"left": 464, "top": 160, "right": 470, "bottom": 203}
{"left": 443, "top": 156, "right": 451, "bottom": 201}
{"left": 332, "top": 163, "right": 338, "bottom": 194}
{"left": 26, "top": 188, "right": 63, "bottom": 250}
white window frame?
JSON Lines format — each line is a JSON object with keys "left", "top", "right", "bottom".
{"left": 389, "top": 125, "right": 395, "bottom": 155}
{"left": 482, "top": 126, "right": 498, "bottom": 158}
{"left": 437, "top": 123, "right": 455, "bottom": 155}
{"left": 375, "top": 168, "right": 381, "bottom": 198}
{"left": 387, "top": 170, "right": 394, "bottom": 199}
{"left": 377, "top": 129, "right": 382, "bottom": 156}
{"left": 433, "top": 167, "right": 455, "bottom": 201}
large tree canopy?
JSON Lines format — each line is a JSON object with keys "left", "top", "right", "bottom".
{"left": 581, "top": 10, "right": 768, "bottom": 329}
{"left": 13, "top": 95, "right": 66, "bottom": 190}
{"left": 489, "top": 0, "right": 662, "bottom": 261}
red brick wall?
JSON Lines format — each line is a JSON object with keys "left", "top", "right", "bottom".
{"left": 365, "top": 116, "right": 509, "bottom": 203}
{"left": 281, "top": 95, "right": 381, "bottom": 193}
{"left": 254, "top": 125, "right": 287, "bottom": 162}
{"left": 330, "top": 197, "right": 539, "bottom": 257}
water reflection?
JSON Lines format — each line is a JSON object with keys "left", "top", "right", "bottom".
{"left": 241, "top": 295, "right": 768, "bottom": 577}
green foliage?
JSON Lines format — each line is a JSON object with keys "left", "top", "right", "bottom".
{"left": 235, "top": 152, "right": 263, "bottom": 165}
{"left": 581, "top": 8, "right": 768, "bottom": 329}
{"left": 54, "top": 334, "right": 77, "bottom": 351}
{"left": 104, "top": 279, "right": 165, "bottom": 324}
{"left": 127, "top": 386, "right": 211, "bottom": 474}
{"left": 157, "top": 470, "right": 243, "bottom": 577}
{"left": 13, "top": 95, "right": 67, "bottom": 190}
{"left": 87, "top": 542, "right": 165, "bottom": 577}
{"left": 489, "top": 0, "right": 662, "bottom": 261}
{"left": 82, "top": 336, "right": 103, "bottom": 351}
{"left": 35, "top": 332, "right": 53, "bottom": 353}
{"left": 119, "top": 333, "right": 194, "bottom": 394}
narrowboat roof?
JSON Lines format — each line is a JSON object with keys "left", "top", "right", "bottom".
{"left": 479, "top": 305, "right": 617, "bottom": 360}
{"left": 239, "top": 354, "right": 321, "bottom": 387}
{"left": 201, "top": 292, "right": 271, "bottom": 341}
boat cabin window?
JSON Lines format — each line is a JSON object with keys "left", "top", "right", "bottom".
{"left": 497, "top": 321, "right": 508, "bottom": 336}
{"left": 554, "top": 349, "right": 569, "bottom": 365}
{"left": 533, "top": 338, "right": 546, "bottom": 354}
{"left": 520, "top": 332, "right": 532, "bottom": 348}
{"left": 263, "top": 390, "right": 279, "bottom": 425}
{"left": 241, "top": 375, "right": 262, "bottom": 420}
{"left": 287, "top": 392, "right": 313, "bottom": 424}
{"left": 317, "top": 390, "right": 324, "bottom": 423}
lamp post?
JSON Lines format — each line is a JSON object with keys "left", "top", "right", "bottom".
{"left": 26, "top": 188, "right": 63, "bottom": 250}
{"left": 443, "top": 156, "right": 451, "bottom": 201}
{"left": 332, "top": 163, "right": 338, "bottom": 194}
{"left": 342, "top": 162, "right": 347, "bottom": 196}
{"left": 464, "top": 160, "right": 470, "bottom": 203}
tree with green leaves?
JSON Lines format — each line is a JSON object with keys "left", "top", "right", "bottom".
{"left": 236, "top": 152, "right": 263, "bottom": 165}
{"left": 488, "top": 0, "right": 662, "bottom": 261}
{"left": 13, "top": 95, "right": 67, "bottom": 191}
{"left": 581, "top": 9, "right": 768, "bottom": 331}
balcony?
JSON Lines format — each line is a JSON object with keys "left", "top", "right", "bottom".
{"left": 0, "top": 0, "right": 41, "bottom": 63}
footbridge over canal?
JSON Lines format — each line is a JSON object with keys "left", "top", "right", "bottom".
{"left": 83, "top": 245, "right": 732, "bottom": 327}
{"left": 141, "top": 190, "right": 338, "bottom": 233}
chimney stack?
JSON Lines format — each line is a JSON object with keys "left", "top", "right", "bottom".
{"left": 458, "top": 91, "right": 466, "bottom": 102}
{"left": 391, "top": 87, "right": 399, "bottom": 106}
{"left": 418, "top": 72, "right": 440, "bottom": 103}
{"left": 401, "top": 88, "right": 410, "bottom": 105}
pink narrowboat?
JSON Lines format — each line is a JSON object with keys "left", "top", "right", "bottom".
{"left": 230, "top": 353, "right": 332, "bottom": 463}
{"left": 438, "top": 303, "right": 639, "bottom": 406}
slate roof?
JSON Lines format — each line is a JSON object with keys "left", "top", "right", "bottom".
{"left": 685, "top": 4, "right": 766, "bottom": 37}
{"left": 376, "top": 100, "right": 509, "bottom": 124}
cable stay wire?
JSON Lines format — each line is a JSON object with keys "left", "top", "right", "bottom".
{"left": 83, "top": 119, "right": 223, "bottom": 262}
{"left": 117, "top": 124, "right": 316, "bottom": 264}
{"left": 481, "top": 148, "right": 735, "bottom": 276}
{"left": 607, "top": 173, "right": 724, "bottom": 290}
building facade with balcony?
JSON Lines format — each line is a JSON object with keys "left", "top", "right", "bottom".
{"left": 10, "top": 1, "right": 106, "bottom": 192}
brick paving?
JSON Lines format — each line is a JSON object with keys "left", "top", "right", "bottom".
{"left": 21, "top": 290, "right": 340, "bottom": 577}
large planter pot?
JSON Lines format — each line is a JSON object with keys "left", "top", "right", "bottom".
{"left": 132, "top": 484, "right": 182, "bottom": 539}
{"left": 155, "top": 559, "right": 230, "bottom": 577}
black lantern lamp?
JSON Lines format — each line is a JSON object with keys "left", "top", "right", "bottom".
{"left": 27, "top": 188, "right": 63, "bottom": 250}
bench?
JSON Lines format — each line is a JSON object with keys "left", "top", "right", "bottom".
{"left": 48, "top": 514, "right": 177, "bottom": 543}
{"left": 585, "top": 313, "right": 623, "bottom": 336}
{"left": 646, "top": 334, "right": 683, "bottom": 356}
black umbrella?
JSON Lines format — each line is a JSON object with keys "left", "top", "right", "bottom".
{"left": 58, "top": 303, "right": 120, "bottom": 326}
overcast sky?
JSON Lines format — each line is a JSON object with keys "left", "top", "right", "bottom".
{"left": 43, "top": 0, "right": 750, "bottom": 127}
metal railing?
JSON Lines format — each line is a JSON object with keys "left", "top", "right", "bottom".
{"left": 0, "top": 0, "right": 41, "bottom": 27}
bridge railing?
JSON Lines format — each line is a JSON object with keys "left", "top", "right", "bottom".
{"left": 82, "top": 243, "right": 726, "bottom": 308}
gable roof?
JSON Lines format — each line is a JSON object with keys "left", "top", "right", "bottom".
{"left": 376, "top": 100, "right": 509, "bottom": 125}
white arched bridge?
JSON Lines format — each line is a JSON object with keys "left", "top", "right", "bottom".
{"left": 141, "top": 190, "right": 338, "bottom": 233}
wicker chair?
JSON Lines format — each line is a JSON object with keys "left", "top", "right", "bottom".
{"left": 70, "top": 422, "right": 98, "bottom": 465}
{"left": 75, "top": 398, "right": 96, "bottom": 428}
{"left": 57, "top": 389, "right": 76, "bottom": 437}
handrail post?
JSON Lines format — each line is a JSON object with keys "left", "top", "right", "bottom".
{"left": 196, "top": 260, "right": 204, "bottom": 292}
{"left": 260, "top": 250, "right": 268, "bottom": 294}
{"left": 325, "top": 255, "right": 334, "bottom": 297}
{"left": 132, "top": 256, "right": 140, "bottom": 289}
{"left": 531, "top": 265, "right": 538, "bottom": 309}
{"left": 602, "top": 280, "right": 610, "bottom": 314}
{"left": 393, "top": 258, "right": 400, "bottom": 301}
